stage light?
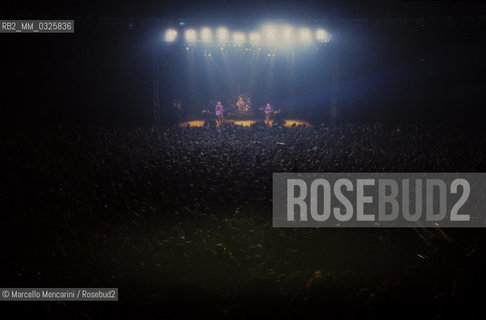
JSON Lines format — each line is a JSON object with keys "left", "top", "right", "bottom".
{"left": 249, "top": 32, "right": 262, "bottom": 44}
{"left": 216, "top": 27, "right": 230, "bottom": 43}
{"left": 165, "top": 25, "right": 328, "bottom": 46}
{"left": 298, "top": 28, "right": 312, "bottom": 43}
{"left": 165, "top": 29, "right": 177, "bottom": 42}
{"left": 200, "top": 27, "right": 212, "bottom": 42}
{"left": 184, "top": 29, "right": 197, "bottom": 42}
{"left": 282, "top": 25, "right": 295, "bottom": 44}
{"left": 233, "top": 32, "right": 246, "bottom": 44}
{"left": 263, "top": 25, "right": 278, "bottom": 43}
{"left": 315, "top": 28, "right": 330, "bottom": 42}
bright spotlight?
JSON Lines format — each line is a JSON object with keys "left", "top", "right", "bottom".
{"left": 184, "top": 29, "right": 197, "bottom": 42}
{"left": 249, "top": 32, "right": 262, "bottom": 44}
{"left": 233, "top": 32, "right": 246, "bottom": 44}
{"left": 200, "top": 27, "right": 212, "bottom": 42}
{"left": 216, "top": 27, "right": 230, "bottom": 43}
{"left": 282, "top": 25, "right": 295, "bottom": 44}
{"left": 316, "top": 28, "right": 330, "bottom": 42}
{"left": 298, "top": 28, "right": 313, "bottom": 43}
{"left": 263, "top": 25, "right": 278, "bottom": 43}
{"left": 165, "top": 29, "right": 177, "bottom": 42}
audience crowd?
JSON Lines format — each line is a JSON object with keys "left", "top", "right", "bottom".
{"left": 1, "top": 123, "right": 486, "bottom": 319}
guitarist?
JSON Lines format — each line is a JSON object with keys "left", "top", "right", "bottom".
{"left": 263, "top": 103, "right": 275, "bottom": 126}
{"left": 215, "top": 101, "right": 225, "bottom": 126}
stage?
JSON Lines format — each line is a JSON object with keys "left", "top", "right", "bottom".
{"left": 178, "top": 119, "right": 312, "bottom": 127}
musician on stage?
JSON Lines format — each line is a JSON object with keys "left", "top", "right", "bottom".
{"left": 236, "top": 97, "right": 246, "bottom": 112}
{"left": 264, "top": 103, "right": 274, "bottom": 126}
{"left": 215, "top": 101, "right": 225, "bottom": 126}
{"left": 171, "top": 99, "right": 183, "bottom": 124}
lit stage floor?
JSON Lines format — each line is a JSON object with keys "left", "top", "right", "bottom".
{"left": 178, "top": 119, "right": 312, "bottom": 127}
